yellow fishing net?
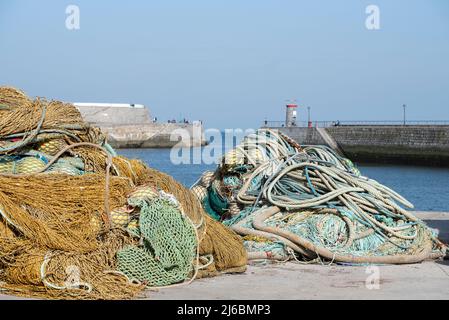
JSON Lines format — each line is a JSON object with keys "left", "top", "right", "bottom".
{"left": 0, "top": 87, "right": 247, "bottom": 300}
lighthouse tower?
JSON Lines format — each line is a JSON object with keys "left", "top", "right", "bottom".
{"left": 285, "top": 102, "right": 298, "bottom": 127}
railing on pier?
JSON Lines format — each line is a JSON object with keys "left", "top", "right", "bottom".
{"left": 262, "top": 120, "right": 449, "bottom": 128}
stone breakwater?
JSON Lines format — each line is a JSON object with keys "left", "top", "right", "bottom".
{"left": 101, "top": 123, "right": 206, "bottom": 148}
{"left": 74, "top": 103, "right": 206, "bottom": 148}
{"left": 275, "top": 125, "right": 449, "bottom": 166}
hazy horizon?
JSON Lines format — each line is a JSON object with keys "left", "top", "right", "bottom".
{"left": 1, "top": 0, "right": 448, "bottom": 129}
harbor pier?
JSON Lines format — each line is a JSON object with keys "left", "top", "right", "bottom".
{"left": 74, "top": 102, "right": 206, "bottom": 148}
{"left": 263, "top": 103, "right": 449, "bottom": 166}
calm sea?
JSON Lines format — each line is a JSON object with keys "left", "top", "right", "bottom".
{"left": 117, "top": 148, "right": 449, "bottom": 212}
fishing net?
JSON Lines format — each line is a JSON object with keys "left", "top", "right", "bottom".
{"left": 0, "top": 87, "right": 30, "bottom": 111}
{"left": 0, "top": 86, "right": 247, "bottom": 299}
{"left": 194, "top": 129, "right": 447, "bottom": 265}
{"left": 117, "top": 197, "right": 197, "bottom": 287}
{"left": 115, "top": 159, "right": 248, "bottom": 276}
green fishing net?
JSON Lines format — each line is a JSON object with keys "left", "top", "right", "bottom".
{"left": 117, "top": 197, "right": 197, "bottom": 287}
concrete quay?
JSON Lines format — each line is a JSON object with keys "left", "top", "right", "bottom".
{"left": 415, "top": 211, "right": 449, "bottom": 244}
{"left": 148, "top": 260, "right": 449, "bottom": 300}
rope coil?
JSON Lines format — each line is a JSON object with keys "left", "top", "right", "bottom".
{"left": 201, "top": 129, "right": 447, "bottom": 264}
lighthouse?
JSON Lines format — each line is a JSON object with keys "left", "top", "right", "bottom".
{"left": 285, "top": 102, "right": 298, "bottom": 127}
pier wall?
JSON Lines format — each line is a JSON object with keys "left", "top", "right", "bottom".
{"left": 75, "top": 105, "right": 152, "bottom": 125}
{"left": 101, "top": 123, "right": 205, "bottom": 148}
{"left": 275, "top": 126, "right": 449, "bottom": 166}
{"left": 75, "top": 105, "right": 205, "bottom": 148}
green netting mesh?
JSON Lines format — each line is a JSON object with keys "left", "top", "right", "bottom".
{"left": 117, "top": 197, "right": 197, "bottom": 287}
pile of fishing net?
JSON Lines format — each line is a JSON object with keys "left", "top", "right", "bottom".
{"left": 0, "top": 87, "right": 247, "bottom": 299}
{"left": 192, "top": 129, "right": 447, "bottom": 264}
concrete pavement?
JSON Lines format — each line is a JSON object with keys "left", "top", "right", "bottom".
{"left": 146, "top": 211, "right": 449, "bottom": 300}
{"left": 148, "top": 260, "right": 449, "bottom": 300}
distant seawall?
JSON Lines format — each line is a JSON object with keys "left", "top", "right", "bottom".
{"left": 102, "top": 123, "right": 205, "bottom": 148}
{"left": 75, "top": 104, "right": 151, "bottom": 125}
{"left": 74, "top": 103, "right": 206, "bottom": 148}
{"left": 275, "top": 125, "right": 449, "bottom": 166}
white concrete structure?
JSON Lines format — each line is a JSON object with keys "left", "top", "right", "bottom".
{"left": 72, "top": 102, "right": 206, "bottom": 147}
{"left": 73, "top": 102, "right": 152, "bottom": 125}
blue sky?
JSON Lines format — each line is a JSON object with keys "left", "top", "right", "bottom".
{"left": 1, "top": 0, "right": 448, "bottom": 128}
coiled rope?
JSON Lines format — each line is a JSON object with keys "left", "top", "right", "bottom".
{"left": 208, "top": 129, "right": 446, "bottom": 264}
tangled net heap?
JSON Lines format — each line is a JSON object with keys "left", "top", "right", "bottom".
{"left": 0, "top": 87, "right": 246, "bottom": 299}
{"left": 192, "top": 129, "right": 447, "bottom": 264}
